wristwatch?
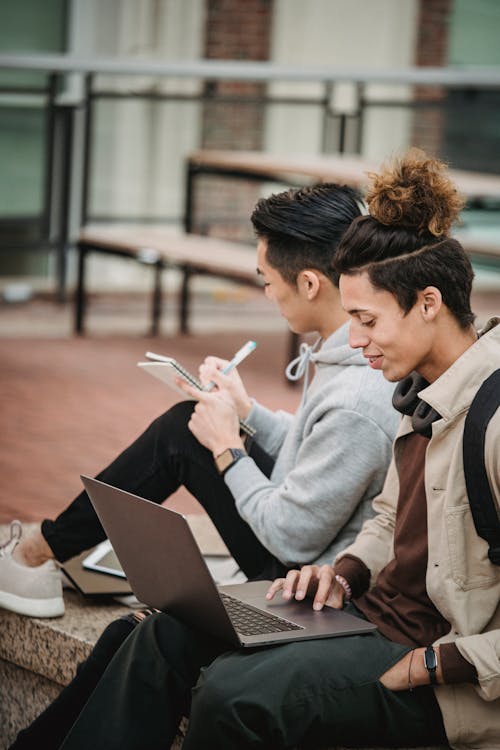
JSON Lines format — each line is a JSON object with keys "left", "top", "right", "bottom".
{"left": 214, "top": 448, "right": 247, "bottom": 475}
{"left": 424, "top": 645, "right": 438, "bottom": 685}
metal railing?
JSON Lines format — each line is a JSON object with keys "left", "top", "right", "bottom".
{"left": 1, "top": 53, "right": 500, "bottom": 299}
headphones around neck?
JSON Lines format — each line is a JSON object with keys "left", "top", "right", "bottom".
{"left": 392, "top": 372, "right": 441, "bottom": 438}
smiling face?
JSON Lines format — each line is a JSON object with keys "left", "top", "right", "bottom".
{"left": 339, "top": 271, "right": 439, "bottom": 383}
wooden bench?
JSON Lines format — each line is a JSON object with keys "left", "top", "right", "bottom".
{"left": 75, "top": 225, "right": 260, "bottom": 336}
{"left": 184, "top": 149, "right": 500, "bottom": 233}
{"left": 74, "top": 225, "right": 299, "bottom": 364}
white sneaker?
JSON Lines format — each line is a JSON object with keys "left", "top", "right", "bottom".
{"left": 0, "top": 520, "right": 65, "bottom": 617}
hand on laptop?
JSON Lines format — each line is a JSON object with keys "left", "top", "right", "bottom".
{"left": 266, "top": 565, "right": 346, "bottom": 611}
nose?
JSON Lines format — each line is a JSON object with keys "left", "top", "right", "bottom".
{"left": 349, "top": 319, "right": 370, "bottom": 350}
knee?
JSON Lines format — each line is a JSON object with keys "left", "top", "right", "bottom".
{"left": 85, "top": 617, "right": 136, "bottom": 667}
{"left": 153, "top": 400, "right": 196, "bottom": 435}
{"left": 189, "top": 657, "right": 265, "bottom": 740}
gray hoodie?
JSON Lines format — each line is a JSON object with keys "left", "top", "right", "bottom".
{"left": 224, "top": 322, "right": 400, "bottom": 568}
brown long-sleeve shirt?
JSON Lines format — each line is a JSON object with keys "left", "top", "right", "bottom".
{"left": 336, "top": 432, "right": 477, "bottom": 685}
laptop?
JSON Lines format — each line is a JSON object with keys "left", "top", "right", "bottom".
{"left": 81, "top": 476, "right": 376, "bottom": 648}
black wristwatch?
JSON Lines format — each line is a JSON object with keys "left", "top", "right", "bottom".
{"left": 214, "top": 448, "right": 247, "bottom": 475}
{"left": 424, "top": 645, "right": 438, "bottom": 685}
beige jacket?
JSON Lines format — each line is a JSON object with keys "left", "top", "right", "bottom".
{"left": 337, "top": 318, "right": 500, "bottom": 750}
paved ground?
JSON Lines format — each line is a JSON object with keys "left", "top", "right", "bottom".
{"left": 0, "top": 280, "right": 498, "bottom": 525}
{"left": 0, "top": 290, "right": 300, "bottom": 524}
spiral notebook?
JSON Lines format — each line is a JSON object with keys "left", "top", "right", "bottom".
{"left": 138, "top": 352, "right": 255, "bottom": 437}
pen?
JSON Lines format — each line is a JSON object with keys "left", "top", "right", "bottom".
{"left": 205, "top": 340, "right": 257, "bottom": 391}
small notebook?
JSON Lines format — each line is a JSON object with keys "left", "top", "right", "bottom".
{"left": 138, "top": 352, "right": 255, "bottom": 437}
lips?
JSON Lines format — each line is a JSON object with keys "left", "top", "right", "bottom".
{"left": 365, "top": 354, "right": 383, "bottom": 370}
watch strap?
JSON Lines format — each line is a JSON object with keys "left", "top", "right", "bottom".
{"left": 214, "top": 448, "right": 247, "bottom": 475}
{"left": 424, "top": 645, "right": 438, "bottom": 685}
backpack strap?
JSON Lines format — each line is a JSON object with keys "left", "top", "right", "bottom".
{"left": 463, "top": 368, "right": 500, "bottom": 565}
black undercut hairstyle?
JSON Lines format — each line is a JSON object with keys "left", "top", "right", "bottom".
{"left": 250, "top": 182, "right": 363, "bottom": 287}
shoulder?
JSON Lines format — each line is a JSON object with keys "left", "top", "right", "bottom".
{"left": 307, "top": 364, "right": 399, "bottom": 436}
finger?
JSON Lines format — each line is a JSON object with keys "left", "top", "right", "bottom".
{"left": 265, "top": 578, "right": 285, "bottom": 600}
{"left": 327, "top": 580, "right": 346, "bottom": 610}
{"left": 199, "top": 359, "right": 226, "bottom": 385}
{"left": 176, "top": 379, "right": 201, "bottom": 399}
{"left": 294, "top": 566, "right": 315, "bottom": 600}
{"left": 281, "top": 569, "right": 301, "bottom": 600}
{"left": 203, "top": 356, "right": 229, "bottom": 369}
{"left": 312, "top": 566, "right": 335, "bottom": 611}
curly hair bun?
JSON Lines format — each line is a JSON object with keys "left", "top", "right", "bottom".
{"left": 366, "top": 148, "right": 464, "bottom": 237}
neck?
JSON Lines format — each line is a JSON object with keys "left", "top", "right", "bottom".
{"left": 418, "top": 322, "right": 478, "bottom": 383}
{"left": 315, "top": 287, "right": 349, "bottom": 339}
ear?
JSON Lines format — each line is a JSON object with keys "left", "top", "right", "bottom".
{"left": 418, "top": 286, "right": 442, "bottom": 321}
{"left": 298, "top": 269, "right": 321, "bottom": 301}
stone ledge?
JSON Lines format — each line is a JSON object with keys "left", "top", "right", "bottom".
{"left": 0, "top": 593, "right": 450, "bottom": 750}
{"left": 0, "top": 590, "right": 128, "bottom": 686}
{"left": 0, "top": 590, "right": 130, "bottom": 748}
{"left": 0, "top": 515, "right": 450, "bottom": 750}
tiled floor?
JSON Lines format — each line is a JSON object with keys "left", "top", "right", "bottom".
{"left": 0, "top": 279, "right": 498, "bottom": 525}
{"left": 0, "top": 290, "right": 301, "bottom": 524}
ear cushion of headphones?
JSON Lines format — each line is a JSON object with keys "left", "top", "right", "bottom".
{"left": 412, "top": 400, "right": 441, "bottom": 438}
{"left": 392, "top": 372, "right": 428, "bottom": 416}
{"left": 392, "top": 371, "right": 441, "bottom": 437}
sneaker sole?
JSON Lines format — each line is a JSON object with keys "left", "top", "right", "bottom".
{"left": 0, "top": 591, "right": 65, "bottom": 618}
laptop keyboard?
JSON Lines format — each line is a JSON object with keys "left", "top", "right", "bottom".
{"left": 220, "top": 593, "right": 304, "bottom": 636}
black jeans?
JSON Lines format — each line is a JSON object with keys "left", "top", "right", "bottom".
{"left": 9, "top": 615, "right": 139, "bottom": 750}
{"left": 56, "top": 608, "right": 448, "bottom": 750}
{"left": 42, "top": 401, "right": 284, "bottom": 581}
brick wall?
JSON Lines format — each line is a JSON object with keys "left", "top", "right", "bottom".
{"left": 195, "top": 0, "right": 274, "bottom": 243}
{"left": 411, "top": 0, "right": 453, "bottom": 157}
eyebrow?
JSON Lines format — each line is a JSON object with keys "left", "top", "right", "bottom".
{"left": 256, "top": 267, "right": 263, "bottom": 276}
{"left": 344, "top": 307, "right": 370, "bottom": 315}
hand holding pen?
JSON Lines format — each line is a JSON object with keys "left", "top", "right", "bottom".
{"left": 198, "top": 340, "right": 256, "bottom": 419}
{"left": 203, "top": 340, "right": 257, "bottom": 391}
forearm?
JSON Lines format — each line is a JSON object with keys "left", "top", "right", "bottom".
{"left": 245, "top": 401, "right": 292, "bottom": 458}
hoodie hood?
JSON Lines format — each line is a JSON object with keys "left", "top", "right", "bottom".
{"left": 285, "top": 322, "right": 366, "bottom": 403}
{"left": 311, "top": 321, "right": 367, "bottom": 367}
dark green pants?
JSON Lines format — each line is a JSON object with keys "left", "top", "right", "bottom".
{"left": 60, "top": 608, "right": 448, "bottom": 750}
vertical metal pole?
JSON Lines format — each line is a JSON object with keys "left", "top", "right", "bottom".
{"left": 355, "top": 83, "right": 365, "bottom": 155}
{"left": 43, "top": 73, "right": 58, "bottom": 241}
{"left": 74, "top": 244, "right": 87, "bottom": 334}
{"left": 151, "top": 261, "right": 163, "bottom": 336}
{"left": 80, "top": 74, "right": 93, "bottom": 226}
{"left": 321, "top": 81, "right": 334, "bottom": 154}
{"left": 338, "top": 114, "right": 347, "bottom": 154}
{"left": 183, "top": 161, "right": 196, "bottom": 234}
{"left": 55, "top": 104, "right": 74, "bottom": 303}
{"left": 179, "top": 267, "right": 192, "bottom": 334}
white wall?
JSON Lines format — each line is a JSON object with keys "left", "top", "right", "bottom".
{"left": 65, "top": 0, "right": 420, "bottom": 291}
{"left": 65, "top": 0, "right": 205, "bottom": 290}
{"left": 69, "top": 0, "right": 205, "bottom": 222}
{"left": 265, "top": 0, "right": 419, "bottom": 161}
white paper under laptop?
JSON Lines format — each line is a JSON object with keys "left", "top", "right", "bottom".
{"left": 81, "top": 476, "right": 376, "bottom": 648}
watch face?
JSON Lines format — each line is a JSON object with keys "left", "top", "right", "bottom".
{"left": 215, "top": 448, "right": 246, "bottom": 474}
{"left": 424, "top": 647, "right": 437, "bottom": 670}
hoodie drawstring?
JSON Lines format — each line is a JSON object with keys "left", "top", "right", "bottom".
{"left": 285, "top": 342, "right": 314, "bottom": 403}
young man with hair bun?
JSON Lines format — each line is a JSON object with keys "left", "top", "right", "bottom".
{"left": 22, "top": 150, "right": 498, "bottom": 750}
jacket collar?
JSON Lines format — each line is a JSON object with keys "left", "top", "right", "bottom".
{"left": 418, "top": 317, "right": 500, "bottom": 423}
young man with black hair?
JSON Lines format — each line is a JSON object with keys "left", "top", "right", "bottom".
{"left": 1, "top": 184, "right": 397, "bottom": 616}
{"left": 42, "top": 152, "right": 499, "bottom": 750}
{"left": 7, "top": 182, "right": 400, "bottom": 750}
